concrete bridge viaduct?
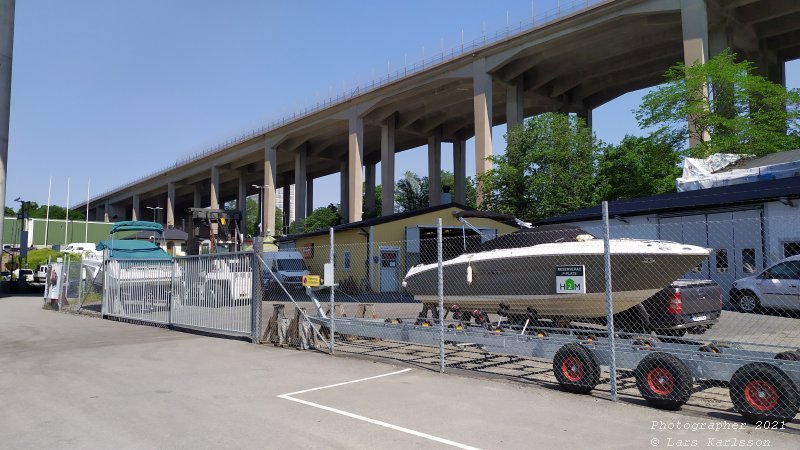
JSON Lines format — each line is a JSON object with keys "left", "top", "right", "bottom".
{"left": 77, "top": 0, "right": 800, "bottom": 236}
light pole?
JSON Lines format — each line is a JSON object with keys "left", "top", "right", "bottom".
{"left": 145, "top": 206, "right": 163, "bottom": 223}
{"left": 251, "top": 184, "right": 269, "bottom": 237}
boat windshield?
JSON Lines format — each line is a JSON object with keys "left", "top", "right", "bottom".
{"left": 478, "top": 225, "right": 594, "bottom": 251}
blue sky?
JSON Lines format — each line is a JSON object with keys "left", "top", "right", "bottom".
{"left": 6, "top": 0, "right": 800, "bottom": 212}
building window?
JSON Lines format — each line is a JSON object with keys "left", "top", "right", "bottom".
{"left": 741, "top": 248, "right": 756, "bottom": 273}
{"left": 715, "top": 249, "right": 729, "bottom": 273}
{"left": 783, "top": 242, "right": 800, "bottom": 258}
{"left": 343, "top": 250, "right": 351, "bottom": 272}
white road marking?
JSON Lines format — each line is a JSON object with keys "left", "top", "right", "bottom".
{"left": 280, "top": 368, "right": 412, "bottom": 396}
{"left": 278, "top": 368, "right": 481, "bottom": 450}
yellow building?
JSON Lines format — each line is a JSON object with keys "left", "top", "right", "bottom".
{"left": 276, "top": 203, "right": 519, "bottom": 293}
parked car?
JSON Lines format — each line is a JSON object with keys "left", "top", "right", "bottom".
{"left": 0, "top": 271, "right": 10, "bottom": 281}
{"left": 730, "top": 255, "right": 800, "bottom": 313}
{"left": 33, "top": 265, "right": 50, "bottom": 284}
{"left": 62, "top": 243, "right": 96, "bottom": 254}
{"left": 12, "top": 268, "right": 34, "bottom": 282}
{"left": 261, "top": 251, "right": 310, "bottom": 289}
{"left": 613, "top": 279, "right": 723, "bottom": 336}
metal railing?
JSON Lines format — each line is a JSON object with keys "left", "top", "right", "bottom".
{"left": 99, "top": 252, "right": 264, "bottom": 341}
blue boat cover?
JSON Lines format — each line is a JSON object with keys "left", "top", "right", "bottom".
{"left": 96, "top": 239, "right": 171, "bottom": 260}
{"left": 110, "top": 221, "right": 164, "bottom": 234}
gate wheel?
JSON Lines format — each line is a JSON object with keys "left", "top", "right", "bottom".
{"left": 635, "top": 352, "right": 692, "bottom": 410}
{"left": 553, "top": 343, "right": 600, "bottom": 395}
{"left": 730, "top": 363, "right": 799, "bottom": 423}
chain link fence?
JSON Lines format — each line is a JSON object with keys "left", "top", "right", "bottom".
{"left": 298, "top": 209, "right": 800, "bottom": 424}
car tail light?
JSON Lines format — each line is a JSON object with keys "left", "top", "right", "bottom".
{"left": 667, "top": 291, "right": 683, "bottom": 315}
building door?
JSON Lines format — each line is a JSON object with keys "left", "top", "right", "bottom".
{"left": 660, "top": 216, "right": 709, "bottom": 280}
{"left": 379, "top": 247, "right": 400, "bottom": 292}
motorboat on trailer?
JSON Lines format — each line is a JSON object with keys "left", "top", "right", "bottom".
{"left": 82, "top": 221, "right": 176, "bottom": 310}
{"left": 402, "top": 225, "right": 711, "bottom": 319}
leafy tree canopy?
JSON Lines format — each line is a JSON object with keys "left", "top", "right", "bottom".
{"left": 595, "top": 133, "right": 684, "bottom": 201}
{"left": 478, "top": 112, "right": 597, "bottom": 220}
{"left": 301, "top": 204, "right": 343, "bottom": 233}
{"left": 636, "top": 49, "right": 800, "bottom": 157}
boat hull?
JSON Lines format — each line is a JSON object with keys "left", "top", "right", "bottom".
{"left": 403, "top": 240, "right": 710, "bottom": 318}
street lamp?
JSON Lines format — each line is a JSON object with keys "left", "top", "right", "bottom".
{"left": 252, "top": 184, "right": 270, "bottom": 237}
{"left": 145, "top": 206, "right": 163, "bottom": 223}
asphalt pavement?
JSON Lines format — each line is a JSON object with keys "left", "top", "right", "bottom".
{"left": 1, "top": 294, "right": 797, "bottom": 449}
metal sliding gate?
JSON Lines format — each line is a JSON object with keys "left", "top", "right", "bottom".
{"left": 102, "top": 252, "right": 262, "bottom": 341}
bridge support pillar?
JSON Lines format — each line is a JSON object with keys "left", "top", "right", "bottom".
{"left": 210, "top": 166, "right": 220, "bottom": 233}
{"left": 427, "top": 131, "right": 442, "bottom": 206}
{"left": 306, "top": 178, "right": 314, "bottom": 217}
{"left": 294, "top": 144, "right": 307, "bottom": 225}
{"left": 348, "top": 115, "right": 364, "bottom": 223}
{"left": 132, "top": 194, "right": 140, "bottom": 221}
{"left": 264, "top": 142, "right": 277, "bottom": 237}
{"left": 339, "top": 160, "right": 348, "bottom": 220}
{"left": 681, "top": 0, "right": 710, "bottom": 148}
{"left": 380, "top": 115, "right": 396, "bottom": 216}
{"left": 453, "top": 138, "right": 466, "bottom": 205}
{"left": 473, "top": 58, "right": 493, "bottom": 205}
{"left": 238, "top": 169, "right": 247, "bottom": 236}
{"left": 166, "top": 182, "right": 176, "bottom": 228}
{"left": 577, "top": 108, "right": 592, "bottom": 132}
{"left": 103, "top": 200, "right": 110, "bottom": 223}
{"left": 365, "top": 162, "right": 376, "bottom": 216}
{"left": 156, "top": 197, "right": 165, "bottom": 224}
{"left": 282, "top": 176, "right": 291, "bottom": 234}
{"left": 506, "top": 77, "right": 524, "bottom": 129}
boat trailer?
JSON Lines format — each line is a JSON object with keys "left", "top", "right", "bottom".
{"left": 301, "top": 289, "right": 800, "bottom": 424}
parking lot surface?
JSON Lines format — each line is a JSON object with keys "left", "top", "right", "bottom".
{"left": 1, "top": 295, "right": 797, "bottom": 449}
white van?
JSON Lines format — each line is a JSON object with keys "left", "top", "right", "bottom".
{"left": 261, "top": 251, "right": 310, "bottom": 288}
{"left": 62, "top": 243, "right": 96, "bottom": 254}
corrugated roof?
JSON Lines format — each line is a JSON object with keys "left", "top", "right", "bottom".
{"left": 535, "top": 176, "right": 800, "bottom": 225}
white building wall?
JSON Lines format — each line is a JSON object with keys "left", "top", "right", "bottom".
{"left": 763, "top": 201, "right": 800, "bottom": 264}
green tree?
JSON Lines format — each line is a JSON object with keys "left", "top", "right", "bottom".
{"left": 245, "top": 197, "right": 259, "bottom": 237}
{"left": 636, "top": 49, "right": 800, "bottom": 157}
{"left": 21, "top": 203, "right": 84, "bottom": 221}
{"left": 5, "top": 207, "right": 14, "bottom": 216}
{"left": 595, "top": 134, "right": 683, "bottom": 201}
{"left": 395, "top": 171, "right": 427, "bottom": 212}
{"left": 394, "top": 170, "right": 477, "bottom": 212}
{"left": 362, "top": 184, "right": 382, "bottom": 218}
{"left": 303, "top": 204, "right": 343, "bottom": 232}
{"left": 478, "top": 112, "right": 597, "bottom": 220}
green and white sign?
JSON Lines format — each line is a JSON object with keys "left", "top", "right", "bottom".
{"left": 556, "top": 265, "right": 586, "bottom": 294}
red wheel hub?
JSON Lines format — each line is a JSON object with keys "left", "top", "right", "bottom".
{"left": 647, "top": 367, "right": 675, "bottom": 396}
{"left": 744, "top": 380, "right": 779, "bottom": 411}
{"left": 562, "top": 356, "right": 585, "bottom": 382}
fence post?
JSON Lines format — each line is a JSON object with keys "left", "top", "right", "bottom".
{"left": 169, "top": 258, "right": 176, "bottom": 328}
{"left": 77, "top": 261, "right": 84, "bottom": 311}
{"left": 329, "top": 227, "right": 335, "bottom": 354}
{"left": 437, "top": 218, "right": 445, "bottom": 373}
{"left": 602, "top": 201, "right": 618, "bottom": 401}
{"left": 251, "top": 252, "right": 262, "bottom": 344}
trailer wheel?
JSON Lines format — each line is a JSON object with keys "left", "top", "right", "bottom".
{"left": 730, "top": 363, "right": 799, "bottom": 423}
{"left": 553, "top": 343, "right": 600, "bottom": 395}
{"left": 635, "top": 352, "right": 693, "bottom": 410}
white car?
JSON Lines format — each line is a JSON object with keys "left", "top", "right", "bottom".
{"left": 730, "top": 255, "right": 800, "bottom": 313}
